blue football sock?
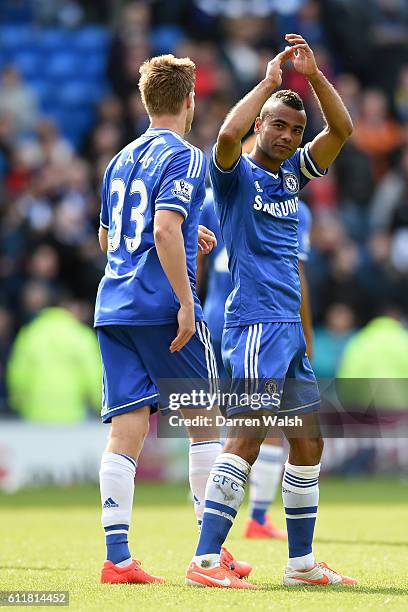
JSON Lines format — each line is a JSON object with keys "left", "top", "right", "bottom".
{"left": 104, "top": 524, "right": 131, "bottom": 565}
{"left": 251, "top": 508, "right": 267, "bottom": 524}
{"left": 194, "top": 453, "right": 250, "bottom": 564}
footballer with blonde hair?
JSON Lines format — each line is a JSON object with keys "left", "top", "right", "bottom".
{"left": 94, "top": 54, "right": 249, "bottom": 585}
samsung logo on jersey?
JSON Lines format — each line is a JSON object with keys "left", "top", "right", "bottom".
{"left": 253, "top": 195, "right": 299, "bottom": 218}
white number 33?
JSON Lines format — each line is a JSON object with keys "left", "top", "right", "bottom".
{"left": 108, "top": 178, "right": 148, "bottom": 253}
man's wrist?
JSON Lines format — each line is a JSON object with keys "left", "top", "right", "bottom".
{"left": 260, "top": 77, "right": 280, "bottom": 93}
{"left": 307, "top": 69, "right": 323, "bottom": 85}
{"left": 180, "top": 298, "right": 194, "bottom": 308}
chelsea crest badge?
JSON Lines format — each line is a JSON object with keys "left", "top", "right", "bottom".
{"left": 283, "top": 173, "right": 299, "bottom": 194}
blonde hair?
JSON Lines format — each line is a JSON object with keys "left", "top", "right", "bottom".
{"left": 139, "top": 54, "right": 196, "bottom": 116}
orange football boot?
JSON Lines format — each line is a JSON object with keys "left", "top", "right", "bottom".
{"left": 244, "top": 516, "right": 287, "bottom": 539}
{"left": 100, "top": 559, "right": 165, "bottom": 584}
{"left": 221, "top": 546, "right": 252, "bottom": 578}
{"left": 186, "top": 561, "right": 257, "bottom": 589}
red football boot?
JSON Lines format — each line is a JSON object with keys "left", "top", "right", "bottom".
{"left": 221, "top": 547, "right": 252, "bottom": 578}
{"left": 244, "top": 515, "right": 287, "bottom": 539}
{"left": 186, "top": 560, "right": 257, "bottom": 589}
{"left": 100, "top": 559, "right": 165, "bottom": 584}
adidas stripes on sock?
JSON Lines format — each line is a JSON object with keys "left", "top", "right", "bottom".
{"left": 100, "top": 451, "right": 136, "bottom": 566}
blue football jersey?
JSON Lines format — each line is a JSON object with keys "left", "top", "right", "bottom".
{"left": 94, "top": 128, "right": 206, "bottom": 326}
{"left": 209, "top": 142, "right": 325, "bottom": 327}
{"left": 201, "top": 189, "right": 312, "bottom": 341}
{"left": 297, "top": 199, "right": 312, "bottom": 262}
{"left": 201, "top": 188, "right": 232, "bottom": 342}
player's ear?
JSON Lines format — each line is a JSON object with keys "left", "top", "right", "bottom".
{"left": 254, "top": 117, "right": 262, "bottom": 134}
{"left": 186, "top": 91, "right": 194, "bottom": 109}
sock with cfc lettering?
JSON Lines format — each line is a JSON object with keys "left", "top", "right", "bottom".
{"left": 193, "top": 453, "right": 250, "bottom": 568}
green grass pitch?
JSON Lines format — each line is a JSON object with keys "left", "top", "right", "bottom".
{"left": 1, "top": 477, "right": 408, "bottom": 611}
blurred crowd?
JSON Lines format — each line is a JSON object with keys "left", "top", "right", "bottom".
{"left": 1, "top": 0, "right": 408, "bottom": 418}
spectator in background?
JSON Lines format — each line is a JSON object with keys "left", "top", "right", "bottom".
{"left": 370, "top": 145, "right": 408, "bottom": 231}
{"left": 88, "top": 122, "right": 122, "bottom": 170}
{"left": 19, "top": 281, "right": 54, "bottom": 325}
{"left": 0, "top": 113, "right": 15, "bottom": 178}
{"left": 335, "top": 73, "right": 362, "bottom": 122}
{"left": 394, "top": 64, "right": 408, "bottom": 122}
{"left": 23, "top": 244, "right": 62, "bottom": 304}
{"left": 5, "top": 143, "right": 38, "bottom": 198}
{"left": 317, "top": 241, "right": 368, "bottom": 325}
{"left": 333, "top": 143, "right": 374, "bottom": 236}
{"left": 359, "top": 232, "right": 396, "bottom": 319}
{"left": 36, "top": 118, "right": 73, "bottom": 166}
{"left": 107, "top": 2, "right": 151, "bottom": 100}
{"left": 312, "top": 303, "right": 355, "bottom": 379}
{"left": 96, "top": 94, "right": 124, "bottom": 125}
{"left": 222, "top": 16, "right": 276, "bottom": 96}
{"left": 337, "top": 306, "right": 408, "bottom": 411}
{"left": 368, "top": 0, "right": 408, "bottom": 94}
{"left": 125, "top": 91, "right": 150, "bottom": 141}
{"left": 0, "top": 66, "right": 38, "bottom": 135}
{"left": 0, "top": 307, "right": 14, "bottom": 413}
{"left": 82, "top": 94, "right": 128, "bottom": 152}
{"left": 307, "top": 214, "right": 347, "bottom": 322}
{"left": 353, "top": 89, "right": 404, "bottom": 180}
{"left": 295, "top": 0, "right": 324, "bottom": 46}
{"left": 6, "top": 299, "right": 101, "bottom": 423}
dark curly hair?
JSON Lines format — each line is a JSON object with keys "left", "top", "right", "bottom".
{"left": 261, "top": 90, "right": 304, "bottom": 118}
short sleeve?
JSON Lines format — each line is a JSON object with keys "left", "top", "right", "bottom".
{"left": 155, "top": 146, "right": 205, "bottom": 219}
{"left": 209, "top": 144, "right": 243, "bottom": 200}
{"left": 100, "top": 167, "right": 109, "bottom": 229}
{"left": 297, "top": 200, "right": 312, "bottom": 261}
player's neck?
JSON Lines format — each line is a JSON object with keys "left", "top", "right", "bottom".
{"left": 250, "top": 147, "right": 281, "bottom": 173}
{"left": 149, "top": 114, "right": 186, "bottom": 138}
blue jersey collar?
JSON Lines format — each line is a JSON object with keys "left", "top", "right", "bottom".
{"left": 244, "top": 154, "right": 279, "bottom": 179}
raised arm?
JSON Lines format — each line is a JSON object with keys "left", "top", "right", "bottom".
{"left": 286, "top": 33, "right": 353, "bottom": 169}
{"left": 216, "top": 45, "right": 302, "bottom": 171}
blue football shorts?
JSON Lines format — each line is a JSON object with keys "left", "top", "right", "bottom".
{"left": 97, "top": 321, "right": 218, "bottom": 423}
{"left": 222, "top": 322, "right": 320, "bottom": 417}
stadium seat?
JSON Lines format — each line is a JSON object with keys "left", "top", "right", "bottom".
{"left": 0, "top": 24, "right": 33, "bottom": 50}
{"left": 46, "top": 52, "right": 79, "bottom": 80}
{"left": 27, "top": 78, "right": 52, "bottom": 101}
{"left": 38, "top": 28, "right": 70, "bottom": 51}
{"left": 57, "top": 81, "right": 94, "bottom": 107}
{"left": 77, "top": 53, "right": 106, "bottom": 77}
{"left": 12, "top": 50, "right": 41, "bottom": 79}
{"left": 86, "top": 82, "right": 110, "bottom": 104}
{"left": 151, "top": 25, "right": 184, "bottom": 55}
{"left": 59, "top": 107, "right": 95, "bottom": 147}
{"left": 73, "top": 26, "right": 110, "bottom": 52}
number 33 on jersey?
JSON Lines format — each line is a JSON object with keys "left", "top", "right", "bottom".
{"left": 94, "top": 128, "right": 206, "bottom": 327}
